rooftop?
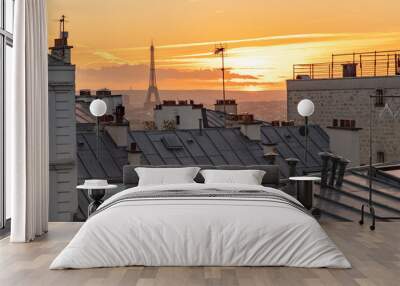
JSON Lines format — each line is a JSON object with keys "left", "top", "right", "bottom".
{"left": 76, "top": 124, "right": 330, "bottom": 186}
{"left": 292, "top": 49, "right": 400, "bottom": 80}
{"left": 261, "top": 124, "right": 329, "bottom": 174}
{"left": 203, "top": 109, "right": 225, "bottom": 128}
{"left": 154, "top": 100, "right": 204, "bottom": 109}
{"left": 204, "top": 109, "right": 266, "bottom": 128}
{"left": 77, "top": 129, "right": 128, "bottom": 184}
{"left": 76, "top": 124, "right": 329, "bottom": 218}
{"left": 128, "top": 124, "right": 329, "bottom": 177}
{"left": 76, "top": 124, "right": 400, "bottom": 223}
{"left": 76, "top": 89, "right": 124, "bottom": 98}
{"left": 314, "top": 162, "right": 400, "bottom": 222}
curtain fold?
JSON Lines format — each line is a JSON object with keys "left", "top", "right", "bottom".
{"left": 9, "top": 0, "right": 49, "bottom": 242}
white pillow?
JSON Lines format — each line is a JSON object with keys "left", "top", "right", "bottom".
{"left": 135, "top": 167, "right": 200, "bottom": 186}
{"left": 200, "top": 169, "right": 266, "bottom": 185}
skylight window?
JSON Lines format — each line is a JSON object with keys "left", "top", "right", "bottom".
{"left": 161, "top": 134, "right": 183, "bottom": 149}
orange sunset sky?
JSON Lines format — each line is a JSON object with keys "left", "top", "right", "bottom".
{"left": 47, "top": 0, "right": 400, "bottom": 91}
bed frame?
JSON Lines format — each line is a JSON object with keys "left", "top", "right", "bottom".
{"left": 122, "top": 165, "right": 281, "bottom": 188}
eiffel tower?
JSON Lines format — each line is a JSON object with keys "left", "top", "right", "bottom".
{"left": 144, "top": 42, "right": 161, "bottom": 109}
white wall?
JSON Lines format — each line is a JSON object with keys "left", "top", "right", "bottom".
{"left": 240, "top": 123, "right": 262, "bottom": 141}
{"left": 102, "top": 96, "right": 123, "bottom": 115}
{"left": 154, "top": 106, "right": 203, "bottom": 130}
{"left": 215, "top": 103, "right": 237, "bottom": 115}
{"left": 287, "top": 76, "right": 400, "bottom": 165}
{"left": 325, "top": 128, "right": 361, "bottom": 167}
{"left": 76, "top": 95, "right": 122, "bottom": 116}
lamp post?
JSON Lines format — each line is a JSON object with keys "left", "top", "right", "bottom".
{"left": 215, "top": 44, "right": 227, "bottom": 127}
{"left": 89, "top": 99, "right": 107, "bottom": 159}
{"left": 359, "top": 94, "right": 400, "bottom": 231}
{"left": 297, "top": 99, "right": 315, "bottom": 164}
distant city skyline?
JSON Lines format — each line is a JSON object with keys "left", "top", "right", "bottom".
{"left": 47, "top": 0, "right": 400, "bottom": 91}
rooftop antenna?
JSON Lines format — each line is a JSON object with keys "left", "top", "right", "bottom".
{"left": 60, "top": 15, "right": 66, "bottom": 35}
{"left": 58, "top": 15, "right": 68, "bottom": 56}
{"left": 214, "top": 43, "right": 227, "bottom": 127}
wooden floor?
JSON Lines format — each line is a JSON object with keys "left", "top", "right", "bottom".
{"left": 0, "top": 222, "right": 399, "bottom": 286}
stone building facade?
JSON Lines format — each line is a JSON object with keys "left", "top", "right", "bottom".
{"left": 287, "top": 76, "right": 400, "bottom": 166}
{"left": 48, "top": 26, "right": 78, "bottom": 221}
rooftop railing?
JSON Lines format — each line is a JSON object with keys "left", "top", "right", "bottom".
{"left": 293, "top": 50, "right": 400, "bottom": 80}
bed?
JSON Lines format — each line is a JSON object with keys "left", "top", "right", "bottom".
{"left": 50, "top": 165, "right": 351, "bottom": 269}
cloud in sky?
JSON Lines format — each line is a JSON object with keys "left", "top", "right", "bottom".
{"left": 74, "top": 32, "right": 400, "bottom": 91}
{"left": 93, "top": 51, "right": 128, "bottom": 65}
{"left": 77, "top": 64, "right": 263, "bottom": 91}
{"left": 48, "top": 0, "right": 400, "bottom": 91}
{"left": 109, "top": 33, "right": 346, "bottom": 52}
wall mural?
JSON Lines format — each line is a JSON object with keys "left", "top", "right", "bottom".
{"left": 47, "top": 0, "right": 400, "bottom": 123}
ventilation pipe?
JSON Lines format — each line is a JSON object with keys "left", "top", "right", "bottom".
{"left": 318, "top": 151, "right": 331, "bottom": 188}
{"left": 286, "top": 158, "right": 300, "bottom": 195}
{"left": 328, "top": 155, "right": 342, "bottom": 187}
{"left": 335, "top": 158, "right": 351, "bottom": 187}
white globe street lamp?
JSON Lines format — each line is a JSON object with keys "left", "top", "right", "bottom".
{"left": 297, "top": 99, "right": 315, "bottom": 117}
{"left": 89, "top": 99, "right": 107, "bottom": 159}
{"left": 297, "top": 99, "right": 315, "bottom": 164}
{"left": 89, "top": 99, "right": 107, "bottom": 117}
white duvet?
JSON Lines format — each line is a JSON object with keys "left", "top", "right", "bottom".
{"left": 50, "top": 183, "right": 351, "bottom": 269}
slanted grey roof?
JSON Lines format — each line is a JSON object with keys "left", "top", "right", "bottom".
{"left": 77, "top": 129, "right": 128, "bottom": 183}
{"left": 76, "top": 102, "right": 96, "bottom": 124}
{"left": 204, "top": 109, "right": 225, "bottom": 128}
{"left": 76, "top": 123, "right": 330, "bottom": 184}
{"left": 128, "top": 125, "right": 330, "bottom": 177}
{"left": 129, "top": 128, "right": 269, "bottom": 167}
{"left": 75, "top": 125, "right": 330, "bottom": 220}
{"left": 261, "top": 124, "right": 329, "bottom": 174}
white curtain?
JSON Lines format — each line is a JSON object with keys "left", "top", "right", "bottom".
{"left": 7, "top": 0, "right": 49, "bottom": 242}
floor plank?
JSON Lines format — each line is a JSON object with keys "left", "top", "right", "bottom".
{"left": 0, "top": 222, "right": 399, "bottom": 286}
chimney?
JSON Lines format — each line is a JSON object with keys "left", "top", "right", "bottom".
{"left": 239, "top": 115, "right": 262, "bottom": 141}
{"left": 214, "top": 99, "right": 238, "bottom": 115}
{"left": 128, "top": 142, "right": 142, "bottom": 165}
{"left": 271, "top": 120, "right": 280, "bottom": 127}
{"left": 163, "top": 100, "right": 177, "bottom": 106}
{"left": 96, "top": 88, "right": 112, "bottom": 97}
{"left": 262, "top": 143, "right": 278, "bottom": 164}
{"left": 115, "top": 104, "right": 125, "bottom": 124}
{"left": 79, "top": 89, "right": 91, "bottom": 96}
{"left": 49, "top": 20, "right": 73, "bottom": 64}
{"left": 281, "top": 121, "right": 295, "bottom": 126}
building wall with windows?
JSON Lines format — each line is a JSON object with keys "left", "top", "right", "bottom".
{"left": 154, "top": 101, "right": 204, "bottom": 130}
{"left": 76, "top": 89, "right": 124, "bottom": 117}
{"left": 48, "top": 30, "right": 78, "bottom": 222}
{"left": 1, "top": 0, "right": 14, "bottom": 229}
{"left": 287, "top": 76, "right": 400, "bottom": 165}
